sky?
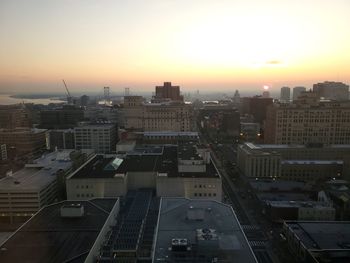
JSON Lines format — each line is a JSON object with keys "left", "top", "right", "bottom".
{"left": 0, "top": 0, "right": 349, "bottom": 94}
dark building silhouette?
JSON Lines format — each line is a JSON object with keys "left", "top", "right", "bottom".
{"left": 40, "top": 105, "right": 84, "bottom": 129}
{"left": 313, "top": 81, "right": 349, "bottom": 101}
{"left": 154, "top": 82, "right": 184, "bottom": 102}
{"left": 0, "top": 128, "right": 47, "bottom": 157}
{"left": 48, "top": 129, "right": 75, "bottom": 150}
{"left": 242, "top": 96, "right": 273, "bottom": 124}
{"left": 0, "top": 104, "right": 32, "bottom": 129}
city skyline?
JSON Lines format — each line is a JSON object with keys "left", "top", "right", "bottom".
{"left": 1, "top": 0, "right": 350, "bottom": 93}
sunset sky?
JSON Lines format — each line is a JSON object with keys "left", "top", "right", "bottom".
{"left": 0, "top": 0, "right": 349, "bottom": 94}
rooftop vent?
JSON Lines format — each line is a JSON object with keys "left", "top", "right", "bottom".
{"left": 171, "top": 238, "right": 188, "bottom": 252}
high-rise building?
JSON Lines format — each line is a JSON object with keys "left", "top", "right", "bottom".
{"left": 124, "top": 96, "right": 193, "bottom": 132}
{"left": 264, "top": 100, "right": 350, "bottom": 145}
{"left": 74, "top": 123, "right": 117, "bottom": 153}
{"left": 233, "top": 89, "right": 241, "bottom": 104}
{"left": 199, "top": 104, "right": 240, "bottom": 137}
{"left": 39, "top": 105, "right": 84, "bottom": 129}
{"left": 48, "top": 129, "right": 75, "bottom": 150}
{"left": 280, "top": 86, "right": 291, "bottom": 102}
{"left": 0, "top": 128, "right": 47, "bottom": 157}
{"left": 0, "top": 104, "right": 32, "bottom": 129}
{"left": 293, "top": 86, "right": 306, "bottom": 101}
{"left": 154, "top": 82, "right": 184, "bottom": 102}
{"left": 313, "top": 81, "right": 349, "bottom": 101}
{"left": 242, "top": 96, "right": 273, "bottom": 124}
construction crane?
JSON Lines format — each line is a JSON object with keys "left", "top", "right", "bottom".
{"left": 62, "top": 79, "right": 73, "bottom": 104}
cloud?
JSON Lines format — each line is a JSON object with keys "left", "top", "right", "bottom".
{"left": 265, "top": 60, "right": 282, "bottom": 65}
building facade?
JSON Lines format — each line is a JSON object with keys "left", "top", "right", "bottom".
{"left": 67, "top": 144, "right": 222, "bottom": 202}
{"left": 237, "top": 143, "right": 349, "bottom": 181}
{"left": 124, "top": 96, "right": 193, "bottom": 132}
{"left": 0, "top": 150, "right": 90, "bottom": 222}
{"left": 74, "top": 124, "right": 117, "bottom": 153}
{"left": 292, "top": 86, "right": 306, "bottom": 101}
{"left": 0, "top": 144, "right": 7, "bottom": 161}
{"left": 40, "top": 105, "right": 84, "bottom": 129}
{"left": 0, "top": 104, "right": 32, "bottom": 129}
{"left": 48, "top": 129, "right": 75, "bottom": 150}
{"left": 0, "top": 128, "right": 47, "bottom": 157}
{"left": 280, "top": 87, "right": 291, "bottom": 102}
{"left": 154, "top": 81, "right": 184, "bottom": 102}
{"left": 242, "top": 96, "right": 273, "bottom": 124}
{"left": 264, "top": 100, "right": 350, "bottom": 145}
{"left": 313, "top": 81, "right": 349, "bottom": 101}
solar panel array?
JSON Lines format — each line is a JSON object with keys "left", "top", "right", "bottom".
{"left": 96, "top": 189, "right": 159, "bottom": 263}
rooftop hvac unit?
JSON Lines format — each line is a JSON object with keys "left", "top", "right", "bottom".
{"left": 171, "top": 238, "right": 188, "bottom": 252}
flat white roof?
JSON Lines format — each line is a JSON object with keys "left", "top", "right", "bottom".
{"left": 0, "top": 150, "right": 75, "bottom": 192}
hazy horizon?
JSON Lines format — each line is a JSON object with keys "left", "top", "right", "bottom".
{"left": 1, "top": 0, "right": 349, "bottom": 93}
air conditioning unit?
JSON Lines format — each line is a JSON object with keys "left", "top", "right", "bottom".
{"left": 171, "top": 238, "right": 188, "bottom": 252}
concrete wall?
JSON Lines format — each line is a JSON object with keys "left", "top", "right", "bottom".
{"left": 127, "top": 172, "right": 156, "bottom": 190}
{"left": 66, "top": 177, "right": 127, "bottom": 200}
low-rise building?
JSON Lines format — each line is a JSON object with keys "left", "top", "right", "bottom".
{"left": 67, "top": 143, "right": 222, "bottom": 201}
{"left": 153, "top": 198, "right": 257, "bottom": 263}
{"left": 283, "top": 221, "right": 350, "bottom": 263}
{"left": 0, "top": 128, "right": 47, "bottom": 157}
{"left": 0, "top": 198, "right": 120, "bottom": 263}
{"left": 0, "top": 149, "right": 93, "bottom": 223}
{"left": 265, "top": 201, "right": 335, "bottom": 222}
{"left": 238, "top": 143, "right": 348, "bottom": 181}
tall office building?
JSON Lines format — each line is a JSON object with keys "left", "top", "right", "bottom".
{"left": 313, "top": 81, "right": 349, "bottom": 101}
{"left": 74, "top": 123, "right": 117, "bottom": 153}
{"left": 154, "top": 82, "right": 184, "bottom": 102}
{"left": 280, "top": 86, "right": 291, "bottom": 102}
{"left": 242, "top": 96, "right": 273, "bottom": 124}
{"left": 264, "top": 100, "right": 350, "bottom": 145}
{"left": 293, "top": 86, "right": 306, "bottom": 101}
{"left": 0, "top": 104, "right": 32, "bottom": 129}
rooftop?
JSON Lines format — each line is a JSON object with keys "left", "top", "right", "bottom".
{"left": 282, "top": 160, "right": 343, "bottom": 165}
{"left": 267, "top": 200, "right": 332, "bottom": 209}
{"left": 0, "top": 150, "right": 76, "bottom": 191}
{"left": 243, "top": 142, "right": 350, "bottom": 150}
{"left": 0, "top": 128, "right": 47, "bottom": 134}
{"left": 71, "top": 145, "right": 219, "bottom": 179}
{"left": 285, "top": 221, "right": 350, "bottom": 250}
{"left": 154, "top": 198, "right": 257, "bottom": 263}
{"left": 249, "top": 179, "right": 310, "bottom": 192}
{"left": 0, "top": 198, "right": 118, "bottom": 263}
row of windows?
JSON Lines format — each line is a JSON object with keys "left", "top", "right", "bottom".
{"left": 76, "top": 185, "right": 93, "bottom": 189}
{"left": 76, "top": 193, "right": 94, "bottom": 198}
{"left": 194, "top": 184, "right": 216, "bottom": 189}
{"left": 194, "top": 193, "right": 216, "bottom": 197}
